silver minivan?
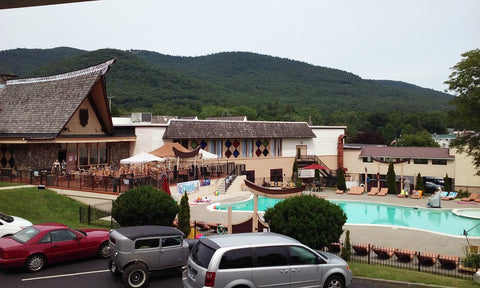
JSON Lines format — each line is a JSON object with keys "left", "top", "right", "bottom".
{"left": 182, "top": 232, "right": 352, "bottom": 288}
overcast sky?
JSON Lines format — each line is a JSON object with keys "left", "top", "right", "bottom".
{"left": 1, "top": 0, "right": 479, "bottom": 92}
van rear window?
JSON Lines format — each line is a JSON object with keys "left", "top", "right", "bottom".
{"left": 219, "top": 248, "right": 253, "bottom": 269}
{"left": 191, "top": 241, "right": 216, "bottom": 268}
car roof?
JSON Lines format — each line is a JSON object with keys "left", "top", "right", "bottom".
{"left": 200, "top": 232, "right": 299, "bottom": 249}
{"left": 113, "top": 225, "right": 183, "bottom": 240}
{"left": 32, "top": 223, "right": 69, "bottom": 231}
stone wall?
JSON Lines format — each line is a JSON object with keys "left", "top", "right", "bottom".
{"left": 109, "top": 142, "right": 130, "bottom": 170}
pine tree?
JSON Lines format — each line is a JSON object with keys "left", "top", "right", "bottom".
{"left": 386, "top": 161, "right": 397, "bottom": 194}
{"left": 416, "top": 173, "right": 425, "bottom": 192}
{"left": 177, "top": 192, "right": 191, "bottom": 236}
{"left": 337, "top": 168, "right": 346, "bottom": 191}
{"left": 340, "top": 230, "right": 351, "bottom": 261}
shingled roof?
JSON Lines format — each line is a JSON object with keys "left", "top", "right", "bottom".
{"left": 0, "top": 59, "right": 115, "bottom": 138}
{"left": 359, "top": 146, "right": 454, "bottom": 159}
{"left": 163, "top": 119, "right": 316, "bottom": 139}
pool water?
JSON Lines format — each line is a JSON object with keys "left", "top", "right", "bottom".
{"left": 214, "top": 197, "right": 480, "bottom": 237}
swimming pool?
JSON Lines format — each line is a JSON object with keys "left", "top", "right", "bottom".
{"left": 213, "top": 196, "right": 480, "bottom": 237}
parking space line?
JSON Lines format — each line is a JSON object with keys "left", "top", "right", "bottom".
{"left": 22, "top": 269, "right": 109, "bottom": 281}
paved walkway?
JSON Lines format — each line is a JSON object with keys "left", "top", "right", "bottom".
{"left": 2, "top": 183, "right": 479, "bottom": 257}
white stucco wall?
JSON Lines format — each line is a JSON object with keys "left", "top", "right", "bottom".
{"left": 132, "top": 126, "right": 167, "bottom": 155}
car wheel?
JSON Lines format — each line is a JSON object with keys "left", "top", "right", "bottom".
{"left": 122, "top": 263, "right": 149, "bottom": 288}
{"left": 323, "top": 274, "right": 345, "bottom": 288}
{"left": 97, "top": 241, "right": 110, "bottom": 259}
{"left": 25, "top": 254, "right": 46, "bottom": 273}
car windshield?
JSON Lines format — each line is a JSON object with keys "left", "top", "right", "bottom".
{"left": 12, "top": 226, "right": 40, "bottom": 244}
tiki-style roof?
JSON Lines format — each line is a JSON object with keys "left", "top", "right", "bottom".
{"left": 0, "top": 59, "right": 115, "bottom": 138}
{"left": 163, "top": 119, "right": 316, "bottom": 139}
{"left": 149, "top": 142, "right": 191, "bottom": 158}
{"left": 359, "top": 146, "right": 454, "bottom": 160}
{"left": 0, "top": 0, "right": 97, "bottom": 10}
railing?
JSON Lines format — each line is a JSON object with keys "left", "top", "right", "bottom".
{"left": 325, "top": 242, "right": 475, "bottom": 280}
{"left": 79, "top": 200, "right": 119, "bottom": 228}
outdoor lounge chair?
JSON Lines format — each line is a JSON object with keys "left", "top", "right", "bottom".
{"left": 352, "top": 243, "right": 370, "bottom": 255}
{"left": 394, "top": 249, "right": 417, "bottom": 262}
{"left": 397, "top": 190, "right": 407, "bottom": 198}
{"left": 410, "top": 190, "right": 422, "bottom": 199}
{"left": 438, "top": 254, "right": 461, "bottom": 269}
{"left": 377, "top": 187, "right": 388, "bottom": 196}
{"left": 347, "top": 186, "right": 364, "bottom": 195}
{"left": 417, "top": 252, "right": 439, "bottom": 266}
{"left": 372, "top": 246, "right": 395, "bottom": 259}
{"left": 462, "top": 192, "right": 480, "bottom": 202}
{"left": 441, "top": 191, "right": 458, "bottom": 201}
{"left": 335, "top": 189, "right": 344, "bottom": 194}
{"left": 367, "top": 187, "right": 379, "bottom": 196}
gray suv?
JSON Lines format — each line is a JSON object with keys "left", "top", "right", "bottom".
{"left": 182, "top": 232, "right": 352, "bottom": 288}
{"left": 108, "top": 226, "right": 191, "bottom": 288}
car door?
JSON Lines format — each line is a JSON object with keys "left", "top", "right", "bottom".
{"left": 252, "top": 245, "right": 290, "bottom": 288}
{"left": 287, "top": 245, "right": 323, "bottom": 287}
{"left": 43, "top": 229, "right": 82, "bottom": 263}
{"left": 158, "top": 236, "right": 185, "bottom": 269}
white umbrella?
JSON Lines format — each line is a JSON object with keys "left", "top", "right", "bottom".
{"left": 199, "top": 149, "right": 218, "bottom": 159}
{"left": 120, "top": 151, "right": 165, "bottom": 165}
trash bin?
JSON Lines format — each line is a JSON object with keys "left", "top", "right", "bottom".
{"left": 46, "top": 175, "right": 55, "bottom": 186}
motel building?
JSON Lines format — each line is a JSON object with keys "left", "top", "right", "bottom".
{"left": 1, "top": 60, "right": 479, "bottom": 193}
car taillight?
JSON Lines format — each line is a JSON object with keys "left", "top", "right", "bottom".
{"left": 109, "top": 236, "right": 116, "bottom": 245}
{"left": 204, "top": 271, "right": 216, "bottom": 287}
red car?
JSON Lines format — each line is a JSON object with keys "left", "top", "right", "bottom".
{"left": 0, "top": 223, "right": 110, "bottom": 272}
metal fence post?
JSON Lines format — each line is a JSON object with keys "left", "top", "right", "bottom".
{"left": 87, "top": 205, "right": 91, "bottom": 225}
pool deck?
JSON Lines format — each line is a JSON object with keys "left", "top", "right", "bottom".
{"left": 186, "top": 187, "right": 480, "bottom": 257}
{"left": 22, "top": 183, "right": 478, "bottom": 258}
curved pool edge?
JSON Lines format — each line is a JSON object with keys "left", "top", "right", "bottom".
{"left": 452, "top": 208, "right": 480, "bottom": 220}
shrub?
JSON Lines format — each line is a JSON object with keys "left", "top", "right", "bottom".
{"left": 386, "top": 161, "right": 397, "bottom": 194}
{"left": 337, "top": 168, "right": 346, "bottom": 191}
{"left": 264, "top": 195, "right": 346, "bottom": 249}
{"left": 177, "top": 192, "right": 191, "bottom": 236}
{"left": 112, "top": 186, "right": 179, "bottom": 227}
{"left": 416, "top": 173, "right": 424, "bottom": 192}
{"left": 341, "top": 230, "right": 351, "bottom": 261}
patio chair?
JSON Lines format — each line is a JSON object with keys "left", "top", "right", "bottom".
{"left": 441, "top": 191, "right": 457, "bottom": 201}
{"left": 377, "top": 187, "right": 388, "bottom": 196}
{"left": 394, "top": 249, "right": 417, "bottom": 262}
{"left": 438, "top": 254, "right": 460, "bottom": 269}
{"left": 352, "top": 243, "right": 370, "bottom": 255}
{"left": 417, "top": 252, "right": 439, "bottom": 266}
{"left": 347, "top": 186, "right": 364, "bottom": 195}
{"left": 461, "top": 192, "right": 480, "bottom": 202}
{"left": 372, "top": 246, "right": 395, "bottom": 259}
{"left": 411, "top": 190, "right": 422, "bottom": 199}
{"left": 367, "top": 187, "right": 379, "bottom": 196}
{"left": 335, "top": 189, "right": 344, "bottom": 194}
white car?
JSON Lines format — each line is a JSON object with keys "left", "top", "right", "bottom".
{"left": 0, "top": 212, "right": 32, "bottom": 237}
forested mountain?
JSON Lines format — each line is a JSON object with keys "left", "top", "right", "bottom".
{"left": 0, "top": 47, "right": 455, "bottom": 143}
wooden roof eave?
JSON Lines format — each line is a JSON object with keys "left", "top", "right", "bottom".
{"left": 244, "top": 180, "right": 304, "bottom": 198}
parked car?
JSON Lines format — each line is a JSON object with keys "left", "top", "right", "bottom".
{"left": 108, "top": 225, "right": 193, "bottom": 288}
{"left": 0, "top": 212, "right": 32, "bottom": 238}
{"left": 0, "top": 223, "right": 110, "bottom": 272}
{"left": 425, "top": 181, "right": 443, "bottom": 193}
{"left": 183, "top": 232, "right": 353, "bottom": 288}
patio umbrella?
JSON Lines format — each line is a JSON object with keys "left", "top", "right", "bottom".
{"left": 303, "top": 163, "right": 328, "bottom": 170}
{"left": 161, "top": 175, "right": 171, "bottom": 195}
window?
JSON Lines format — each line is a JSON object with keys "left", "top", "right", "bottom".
{"left": 162, "top": 236, "right": 181, "bottom": 247}
{"left": 135, "top": 238, "right": 160, "bottom": 249}
{"left": 271, "top": 139, "right": 282, "bottom": 157}
{"left": 79, "top": 143, "right": 88, "bottom": 166}
{"left": 432, "top": 159, "right": 447, "bottom": 165}
{"left": 414, "top": 158, "right": 428, "bottom": 164}
{"left": 242, "top": 139, "right": 254, "bottom": 158}
{"left": 191, "top": 242, "right": 216, "bottom": 268}
{"left": 362, "top": 157, "right": 373, "bottom": 163}
{"left": 51, "top": 230, "right": 76, "bottom": 242}
{"left": 288, "top": 246, "right": 317, "bottom": 265}
{"left": 219, "top": 248, "right": 253, "bottom": 269}
{"left": 256, "top": 246, "right": 287, "bottom": 267}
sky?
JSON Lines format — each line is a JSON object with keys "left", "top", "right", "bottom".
{"left": 1, "top": 0, "right": 479, "bottom": 92}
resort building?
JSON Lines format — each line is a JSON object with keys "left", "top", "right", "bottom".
{"left": 0, "top": 59, "right": 133, "bottom": 175}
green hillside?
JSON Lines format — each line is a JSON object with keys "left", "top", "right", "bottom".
{"left": 0, "top": 47, "right": 454, "bottom": 143}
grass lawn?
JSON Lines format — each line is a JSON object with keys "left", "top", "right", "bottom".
{"left": 350, "top": 262, "right": 478, "bottom": 287}
{"left": 0, "top": 186, "right": 90, "bottom": 228}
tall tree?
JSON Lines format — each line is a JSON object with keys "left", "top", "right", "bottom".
{"left": 177, "top": 192, "right": 191, "bottom": 236}
{"left": 445, "top": 49, "right": 480, "bottom": 175}
{"left": 386, "top": 161, "right": 397, "bottom": 194}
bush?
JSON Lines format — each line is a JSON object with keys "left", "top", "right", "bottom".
{"left": 337, "top": 168, "right": 346, "bottom": 191}
{"left": 177, "top": 192, "right": 191, "bottom": 236}
{"left": 341, "top": 230, "right": 351, "bottom": 261}
{"left": 386, "top": 161, "right": 397, "bottom": 194}
{"left": 264, "top": 195, "right": 346, "bottom": 249}
{"left": 112, "top": 186, "right": 179, "bottom": 227}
